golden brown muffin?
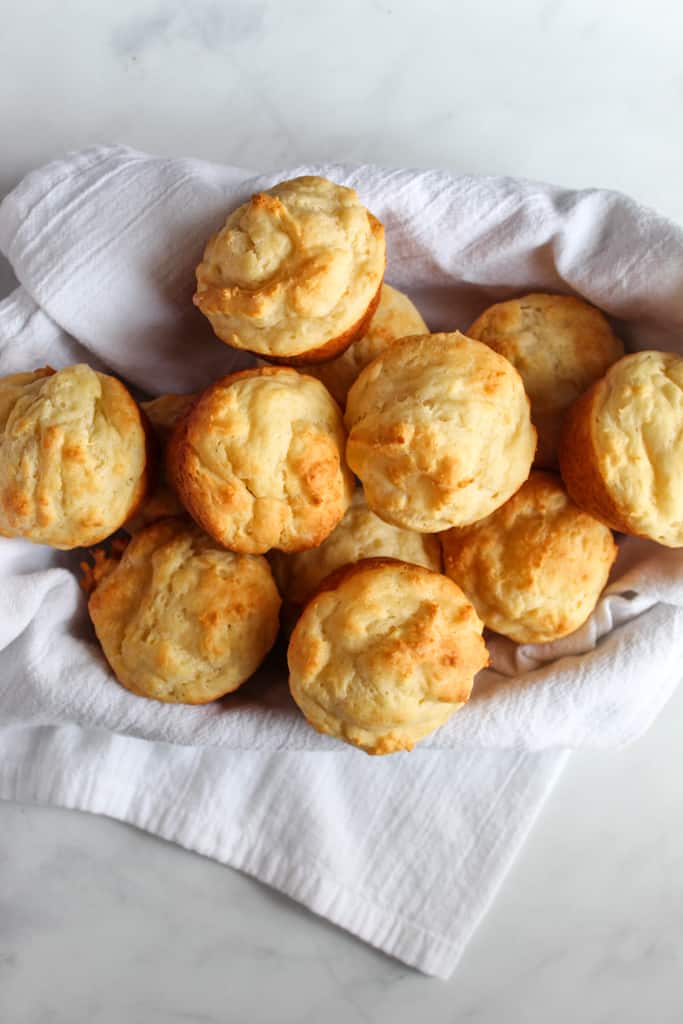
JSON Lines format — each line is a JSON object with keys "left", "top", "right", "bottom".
{"left": 87, "top": 518, "right": 281, "bottom": 703}
{"left": 270, "top": 488, "right": 442, "bottom": 605}
{"left": 125, "top": 392, "right": 197, "bottom": 533}
{"left": 194, "top": 176, "right": 386, "bottom": 364}
{"left": 345, "top": 332, "right": 536, "bottom": 533}
{"left": 288, "top": 558, "right": 488, "bottom": 754}
{"left": 300, "top": 284, "right": 428, "bottom": 406}
{"left": 142, "top": 392, "right": 198, "bottom": 441}
{"left": 0, "top": 364, "right": 151, "bottom": 549}
{"left": 441, "top": 472, "right": 617, "bottom": 644}
{"left": 559, "top": 350, "right": 683, "bottom": 547}
{"left": 468, "top": 292, "right": 623, "bottom": 467}
{"left": 167, "top": 366, "right": 354, "bottom": 554}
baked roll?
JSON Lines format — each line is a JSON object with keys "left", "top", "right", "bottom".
{"left": 301, "top": 284, "right": 427, "bottom": 406}
{"left": 87, "top": 518, "right": 281, "bottom": 703}
{"left": 0, "top": 364, "right": 150, "bottom": 549}
{"left": 194, "top": 176, "right": 385, "bottom": 364}
{"left": 468, "top": 292, "right": 623, "bottom": 467}
{"left": 125, "top": 392, "right": 197, "bottom": 533}
{"left": 559, "top": 350, "right": 683, "bottom": 547}
{"left": 167, "top": 366, "right": 354, "bottom": 554}
{"left": 270, "top": 488, "right": 441, "bottom": 606}
{"left": 288, "top": 558, "right": 488, "bottom": 754}
{"left": 345, "top": 332, "right": 536, "bottom": 532}
{"left": 441, "top": 471, "right": 617, "bottom": 644}
{"left": 141, "top": 392, "right": 198, "bottom": 439}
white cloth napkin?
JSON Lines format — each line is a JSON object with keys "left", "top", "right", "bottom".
{"left": 0, "top": 146, "right": 681, "bottom": 976}
{"left": 0, "top": 721, "right": 569, "bottom": 979}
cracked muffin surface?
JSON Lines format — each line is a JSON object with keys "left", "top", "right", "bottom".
{"left": 559, "top": 350, "right": 683, "bottom": 546}
{"left": 300, "top": 284, "right": 427, "bottom": 405}
{"left": 442, "top": 471, "right": 617, "bottom": 644}
{"left": 345, "top": 332, "right": 536, "bottom": 533}
{"left": 287, "top": 558, "right": 488, "bottom": 754}
{"left": 125, "top": 391, "right": 198, "bottom": 533}
{"left": 87, "top": 517, "right": 281, "bottom": 703}
{"left": 270, "top": 488, "right": 441, "bottom": 606}
{"left": 468, "top": 292, "right": 623, "bottom": 467}
{"left": 167, "top": 366, "right": 354, "bottom": 554}
{"left": 0, "top": 364, "right": 150, "bottom": 549}
{"left": 194, "top": 175, "right": 385, "bottom": 362}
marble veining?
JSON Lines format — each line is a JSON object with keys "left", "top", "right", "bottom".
{"left": 110, "top": 0, "right": 265, "bottom": 59}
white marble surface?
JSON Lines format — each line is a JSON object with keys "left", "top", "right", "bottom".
{"left": 1, "top": 1, "right": 683, "bottom": 1020}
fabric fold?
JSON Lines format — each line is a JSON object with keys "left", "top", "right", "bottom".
{"left": 0, "top": 721, "right": 568, "bottom": 978}
{"left": 1, "top": 147, "right": 681, "bottom": 974}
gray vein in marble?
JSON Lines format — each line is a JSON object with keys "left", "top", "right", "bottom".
{"left": 111, "top": 0, "right": 264, "bottom": 58}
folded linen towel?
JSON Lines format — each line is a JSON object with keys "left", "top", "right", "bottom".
{"left": 0, "top": 146, "right": 681, "bottom": 974}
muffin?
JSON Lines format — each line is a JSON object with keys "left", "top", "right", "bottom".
{"left": 87, "top": 518, "right": 281, "bottom": 703}
{"left": 194, "top": 175, "right": 386, "bottom": 364}
{"left": 288, "top": 558, "right": 488, "bottom": 754}
{"left": 441, "top": 472, "right": 617, "bottom": 644}
{"left": 559, "top": 350, "right": 683, "bottom": 547}
{"left": 301, "top": 284, "right": 428, "bottom": 406}
{"left": 125, "top": 392, "right": 197, "bottom": 533}
{"left": 141, "top": 392, "right": 198, "bottom": 440}
{"left": 167, "top": 366, "right": 354, "bottom": 554}
{"left": 345, "top": 332, "right": 536, "bottom": 533}
{"left": 270, "top": 488, "right": 442, "bottom": 605}
{"left": 468, "top": 292, "right": 623, "bottom": 467}
{"left": 0, "top": 364, "right": 150, "bottom": 549}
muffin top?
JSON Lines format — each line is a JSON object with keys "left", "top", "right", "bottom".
{"left": 302, "top": 284, "right": 428, "bottom": 405}
{"left": 468, "top": 292, "right": 623, "bottom": 467}
{"left": 0, "top": 364, "right": 149, "bottom": 549}
{"left": 270, "top": 488, "right": 442, "bottom": 605}
{"left": 562, "top": 350, "right": 683, "bottom": 547}
{"left": 124, "top": 392, "right": 198, "bottom": 534}
{"left": 345, "top": 332, "right": 536, "bottom": 532}
{"left": 88, "top": 518, "right": 281, "bottom": 703}
{"left": 141, "top": 392, "right": 198, "bottom": 439}
{"left": 194, "top": 175, "right": 386, "bottom": 360}
{"left": 441, "top": 471, "right": 617, "bottom": 644}
{"left": 167, "top": 366, "right": 354, "bottom": 554}
{"left": 287, "top": 558, "right": 488, "bottom": 754}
